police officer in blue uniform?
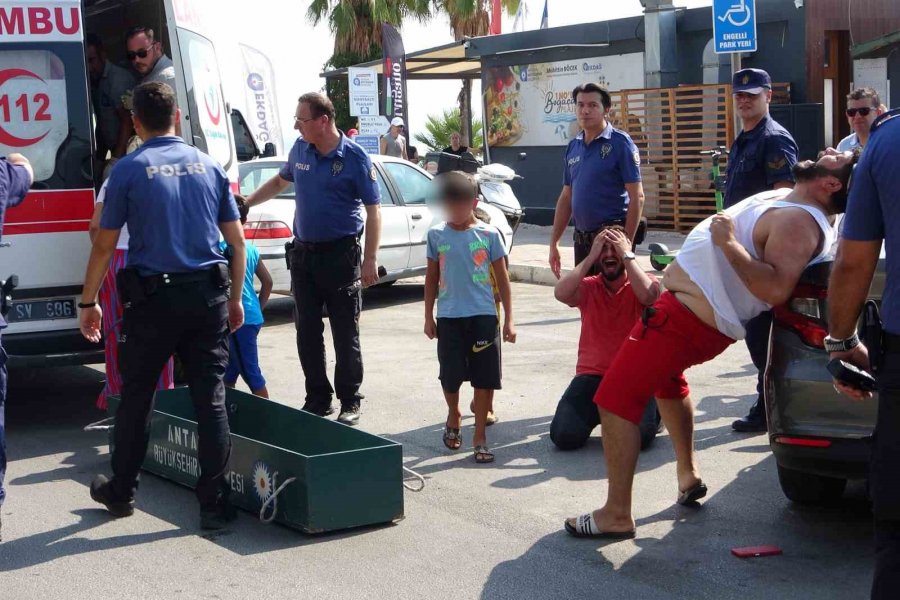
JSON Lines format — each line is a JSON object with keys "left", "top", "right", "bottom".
{"left": 0, "top": 152, "right": 34, "bottom": 541}
{"left": 827, "top": 109, "right": 900, "bottom": 600}
{"left": 725, "top": 68, "right": 800, "bottom": 433}
{"left": 247, "top": 92, "right": 381, "bottom": 425}
{"left": 549, "top": 83, "right": 645, "bottom": 278}
{"left": 79, "top": 82, "right": 246, "bottom": 529}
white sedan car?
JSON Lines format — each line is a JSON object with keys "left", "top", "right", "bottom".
{"left": 238, "top": 155, "right": 515, "bottom": 294}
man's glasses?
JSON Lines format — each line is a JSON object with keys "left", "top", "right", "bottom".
{"left": 294, "top": 116, "right": 318, "bottom": 124}
{"left": 846, "top": 107, "right": 874, "bottom": 117}
{"left": 126, "top": 45, "right": 154, "bottom": 61}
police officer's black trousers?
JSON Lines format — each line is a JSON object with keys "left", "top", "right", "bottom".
{"left": 112, "top": 282, "right": 231, "bottom": 508}
{"left": 870, "top": 349, "right": 900, "bottom": 599}
{"left": 290, "top": 237, "right": 363, "bottom": 408}
{"left": 744, "top": 310, "right": 773, "bottom": 415}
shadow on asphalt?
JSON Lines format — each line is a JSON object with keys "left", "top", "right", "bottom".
{"left": 479, "top": 456, "right": 873, "bottom": 600}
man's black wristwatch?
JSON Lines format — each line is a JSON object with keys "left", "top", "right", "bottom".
{"left": 824, "top": 334, "right": 860, "bottom": 353}
{"left": 78, "top": 301, "right": 97, "bottom": 309}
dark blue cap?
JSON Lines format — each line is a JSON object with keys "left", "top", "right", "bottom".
{"left": 732, "top": 68, "right": 772, "bottom": 94}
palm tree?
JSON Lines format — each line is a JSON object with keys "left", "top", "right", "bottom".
{"left": 414, "top": 108, "right": 484, "bottom": 153}
{"left": 306, "top": 0, "right": 431, "bottom": 131}
{"left": 433, "top": 0, "right": 520, "bottom": 146}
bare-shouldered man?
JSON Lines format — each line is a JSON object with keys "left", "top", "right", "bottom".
{"left": 563, "top": 150, "right": 857, "bottom": 539}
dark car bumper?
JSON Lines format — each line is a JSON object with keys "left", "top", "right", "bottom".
{"left": 3, "top": 328, "right": 104, "bottom": 368}
{"left": 770, "top": 435, "right": 872, "bottom": 480}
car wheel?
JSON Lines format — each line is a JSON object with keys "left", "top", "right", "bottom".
{"left": 776, "top": 463, "right": 847, "bottom": 505}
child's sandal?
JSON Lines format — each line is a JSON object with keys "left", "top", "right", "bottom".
{"left": 474, "top": 445, "right": 494, "bottom": 463}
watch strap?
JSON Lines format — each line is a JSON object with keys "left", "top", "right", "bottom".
{"left": 824, "top": 334, "right": 860, "bottom": 353}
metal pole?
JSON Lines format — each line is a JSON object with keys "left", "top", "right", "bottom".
{"left": 731, "top": 52, "right": 742, "bottom": 136}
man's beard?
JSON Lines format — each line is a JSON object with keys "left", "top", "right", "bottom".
{"left": 602, "top": 264, "right": 625, "bottom": 282}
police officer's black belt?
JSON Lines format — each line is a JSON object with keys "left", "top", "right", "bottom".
{"left": 142, "top": 269, "right": 215, "bottom": 287}
{"left": 292, "top": 235, "right": 359, "bottom": 253}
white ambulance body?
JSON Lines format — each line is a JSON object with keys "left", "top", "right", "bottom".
{"left": 0, "top": 0, "right": 239, "bottom": 366}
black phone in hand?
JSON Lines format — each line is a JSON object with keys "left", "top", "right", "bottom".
{"left": 827, "top": 359, "right": 878, "bottom": 393}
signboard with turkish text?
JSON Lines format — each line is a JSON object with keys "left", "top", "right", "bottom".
{"left": 712, "top": 0, "right": 757, "bottom": 54}
{"left": 0, "top": 1, "right": 82, "bottom": 43}
{"left": 358, "top": 115, "right": 391, "bottom": 137}
{"left": 240, "top": 44, "right": 283, "bottom": 155}
{"left": 355, "top": 135, "right": 380, "bottom": 155}
{"left": 349, "top": 67, "right": 379, "bottom": 117}
{"left": 0, "top": 52, "right": 70, "bottom": 181}
{"left": 381, "top": 24, "right": 409, "bottom": 136}
{"left": 484, "top": 53, "right": 644, "bottom": 148}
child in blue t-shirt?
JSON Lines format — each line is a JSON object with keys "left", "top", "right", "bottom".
{"left": 424, "top": 171, "right": 516, "bottom": 464}
{"left": 221, "top": 196, "right": 273, "bottom": 398}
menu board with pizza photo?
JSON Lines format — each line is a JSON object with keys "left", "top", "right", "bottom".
{"left": 483, "top": 53, "right": 644, "bottom": 148}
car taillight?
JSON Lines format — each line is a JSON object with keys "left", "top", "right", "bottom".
{"left": 774, "top": 436, "right": 832, "bottom": 448}
{"left": 772, "top": 283, "right": 828, "bottom": 349}
{"left": 244, "top": 221, "right": 292, "bottom": 240}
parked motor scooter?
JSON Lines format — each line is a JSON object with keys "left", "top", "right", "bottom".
{"left": 477, "top": 163, "right": 525, "bottom": 239}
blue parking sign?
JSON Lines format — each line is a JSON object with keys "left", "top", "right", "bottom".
{"left": 712, "top": 0, "right": 757, "bottom": 54}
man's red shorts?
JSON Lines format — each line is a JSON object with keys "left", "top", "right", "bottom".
{"left": 594, "top": 291, "right": 735, "bottom": 424}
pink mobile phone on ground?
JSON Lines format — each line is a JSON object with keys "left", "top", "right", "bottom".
{"left": 731, "top": 545, "right": 783, "bottom": 558}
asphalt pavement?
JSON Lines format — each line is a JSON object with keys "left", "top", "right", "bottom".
{"left": 1, "top": 281, "right": 873, "bottom": 600}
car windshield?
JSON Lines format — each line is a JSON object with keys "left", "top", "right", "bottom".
{"left": 239, "top": 163, "right": 295, "bottom": 199}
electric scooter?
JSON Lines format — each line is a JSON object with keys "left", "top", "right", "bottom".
{"left": 649, "top": 146, "right": 727, "bottom": 271}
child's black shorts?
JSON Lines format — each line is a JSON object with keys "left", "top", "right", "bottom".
{"left": 437, "top": 315, "right": 502, "bottom": 393}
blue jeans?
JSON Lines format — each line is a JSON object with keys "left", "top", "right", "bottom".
{"left": 0, "top": 340, "right": 7, "bottom": 505}
{"left": 224, "top": 323, "right": 266, "bottom": 391}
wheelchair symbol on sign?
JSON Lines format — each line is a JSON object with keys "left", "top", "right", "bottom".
{"left": 718, "top": 0, "right": 751, "bottom": 27}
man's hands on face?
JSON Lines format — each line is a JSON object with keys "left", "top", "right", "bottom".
{"left": 601, "top": 229, "right": 632, "bottom": 259}
{"left": 710, "top": 213, "right": 737, "bottom": 248}
{"left": 830, "top": 343, "right": 874, "bottom": 401}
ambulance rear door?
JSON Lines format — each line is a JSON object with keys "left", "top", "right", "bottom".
{"left": 164, "top": 0, "right": 239, "bottom": 187}
{"left": 0, "top": 0, "right": 101, "bottom": 365}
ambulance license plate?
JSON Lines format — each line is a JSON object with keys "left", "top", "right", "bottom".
{"left": 7, "top": 298, "right": 77, "bottom": 323}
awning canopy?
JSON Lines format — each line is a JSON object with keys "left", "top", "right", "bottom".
{"left": 320, "top": 40, "right": 482, "bottom": 81}
{"left": 851, "top": 30, "right": 900, "bottom": 59}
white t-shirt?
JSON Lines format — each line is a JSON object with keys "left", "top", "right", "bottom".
{"left": 96, "top": 179, "right": 130, "bottom": 250}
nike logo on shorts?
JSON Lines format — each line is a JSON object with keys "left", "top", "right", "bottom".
{"left": 472, "top": 340, "right": 494, "bottom": 353}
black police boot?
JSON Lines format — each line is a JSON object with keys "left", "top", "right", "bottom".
{"left": 90, "top": 474, "right": 135, "bottom": 518}
{"left": 732, "top": 400, "right": 767, "bottom": 433}
{"left": 337, "top": 401, "right": 361, "bottom": 426}
{"left": 301, "top": 399, "right": 335, "bottom": 417}
{"left": 200, "top": 499, "right": 238, "bottom": 530}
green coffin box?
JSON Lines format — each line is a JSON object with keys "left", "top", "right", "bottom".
{"left": 107, "top": 388, "right": 405, "bottom": 533}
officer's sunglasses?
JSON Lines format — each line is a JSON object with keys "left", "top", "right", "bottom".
{"left": 127, "top": 44, "right": 156, "bottom": 61}
{"left": 846, "top": 107, "right": 875, "bottom": 118}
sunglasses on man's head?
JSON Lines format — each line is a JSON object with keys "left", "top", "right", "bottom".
{"left": 846, "top": 107, "right": 875, "bottom": 117}
{"left": 127, "top": 46, "right": 154, "bottom": 61}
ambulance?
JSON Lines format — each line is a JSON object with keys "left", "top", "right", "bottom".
{"left": 0, "top": 0, "right": 244, "bottom": 366}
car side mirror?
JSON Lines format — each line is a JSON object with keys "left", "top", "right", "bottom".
{"left": 261, "top": 142, "right": 277, "bottom": 158}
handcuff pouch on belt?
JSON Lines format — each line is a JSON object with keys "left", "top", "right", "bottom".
{"left": 284, "top": 240, "right": 295, "bottom": 270}
{"left": 863, "top": 299, "right": 884, "bottom": 375}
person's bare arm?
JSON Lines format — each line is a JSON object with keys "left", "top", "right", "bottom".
{"left": 492, "top": 257, "right": 516, "bottom": 343}
{"left": 220, "top": 219, "right": 247, "bottom": 332}
{"left": 7, "top": 153, "right": 33, "bottom": 185}
{"left": 256, "top": 259, "right": 274, "bottom": 311}
{"left": 828, "top": 240, "right": 880, "bottom": 339}
{"left": 712, "top": 210, "right": 820, "bottom": 306}
{"left": 555, "top": 233, "right": 603, "bottom": 307}
{"left": 362, "top": 204, "right": 381, "bottom": 287}
{"left": 379, "top": 137, "right": 387, "bottom": 155}
{"left": 79, "top": 228, "right": 121, "bottom": 342}
{"left": 89, "top": 203, "right": 103, "bottom": 243}
{"left": 246, "top": 175, "right": 290, "bottom": 208}
{"left": 424, "top": 258, "right": 439, "bottom": 339}
{"left": 113, "top": 107, "right": 134, "bottom": 158}
{"left": 401, "top": 141, "right": 408, "bottom": 161}
{"left": 549, "top": 185, "right": 573, "bottom": 278}
{"left": 623, "top": 181, "right": 645, "bottom": 242}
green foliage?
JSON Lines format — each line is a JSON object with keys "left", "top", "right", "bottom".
{"left": 414, "top": 108, "right": 483, "bottom": 153}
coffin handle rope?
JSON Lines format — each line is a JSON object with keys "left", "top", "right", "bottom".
{"left": 259, "top": 471, "right": 297, "bottom": 524}
{"left": 402, "top": 466, "right": 426, "bottom": 492}
{"left": 83, "top": 417, "right": 116, "bottom": 432}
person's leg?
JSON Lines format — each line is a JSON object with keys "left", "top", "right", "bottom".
{"left": 223, "top": 332, "right": 240, "bottom": 390}
{"left": 291, "top": 249, "right": 333, "bottom": 409}
{"left": 324, "top": 244, "right": 364, "bottom": 410}
{"left": 444, "top": 390, "right": 462, "bottom": 431}
{"left": 872, "top": 520, "right": 900, "bottom": 599}
{"left": 230, "top": 324, "right": 268, "bottom": 398}
{"left": 586, "top": 408, "right": 640, "bottom": 532}
{"left": 97, "top": 249, "right": 127, "bottom": 410}
{"left": 175, "top": 291, "right": 231, "bottom": 510}
{"left": 0, "top": 342, "right": 7, "bottom": 514}
{"left": 550, "top": 375, "right": 602, "bottom": 451}
{"left": 438, "top": 318, "right": 466, "bottom": 438}
{"left": 733, "top": 310, "right": 772, "bottom": 432}
{"left": 472, "top": 388, "right": 491, "bottom": 451}
{"left": 111, "top": 297, "right": 181, "bottom": 500}
{"left": 871, "top": 353, "right": 900, "bottom": 597}
{"left": 655, "top": 394, "right": 703, "bottom": 493}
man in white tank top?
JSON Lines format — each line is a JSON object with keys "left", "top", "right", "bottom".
{"left": 565, "top": 150, "right": 858, "bottom": 539}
